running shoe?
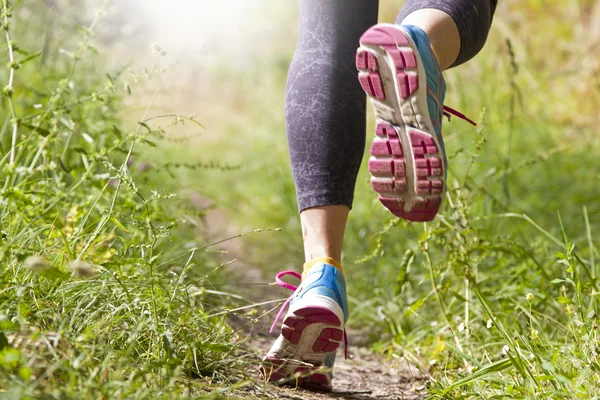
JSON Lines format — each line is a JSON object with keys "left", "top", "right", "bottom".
{"left": 356, "top": 24, "right": 475, "bottom": 222}
{"left": 260, "top": 258, "right": 348, "bottom": 392}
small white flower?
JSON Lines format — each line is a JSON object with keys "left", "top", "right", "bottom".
{"left": 458, "top": 322, "right": 465, "bottom": 333}
{"left": 530, "top": 329, "right": 539, "bottom": 340}
{"left": 501, "top": 345, "right": 510, "bottom": 356}
{"left": 429, "top": 359, "right": 437, "bottom": 366}
{"left": 33, "top": 104, "right": 43, "bottom": 109}
{"left": 486, "top": 319, "right": 493, "bottom": 329}
{"left": 526, "top": 292, "right": 534, "bottom": 302}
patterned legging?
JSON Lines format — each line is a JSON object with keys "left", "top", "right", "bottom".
{"left": 286, "top": 0, "right": 497, "bottom": 211}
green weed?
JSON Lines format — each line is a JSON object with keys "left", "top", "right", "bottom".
{"left": 0, "top": 1, "right": 249, "bottom": 398}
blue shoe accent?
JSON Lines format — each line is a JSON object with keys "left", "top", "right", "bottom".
{"left": 324, "top": 352, "right": 337, "bottom": 369}
{"left": 358, "top": 23, "right": 474, "bottom": 222}
{"left": 399, "top": 25, "right": 448, "bottom": 175}
{"left": 291, "top": 263, "right": 348, "bottom": 323}
{"left": 323, "top": 352, "right": 337, "bottom": 379}
{"left": 262, "top": 263, "right": 347, "bottom": 390}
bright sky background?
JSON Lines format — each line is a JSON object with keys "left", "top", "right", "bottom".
{"left": 114, "top": 0, "right": 293, "bottom": 68}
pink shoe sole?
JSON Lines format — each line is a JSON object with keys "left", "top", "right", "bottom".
{"left": 260, "top": 306, "right": 343, "bottom": 392}
{"left": 357, "top": 25, "right": 445, "bottom": 222}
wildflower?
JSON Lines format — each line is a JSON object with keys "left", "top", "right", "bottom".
{"left": 526, "top": 292, "right": 534, "bottom": 302}
{"left": 486, "top": 319, "right": 493, "bottom": 329}
{"left": 458, "top": 322, "right": 465, "bottom": 333}
{"left": 529, "top": 328, "right": 539, "bottom": 340}
{"left": 501, "top": 345, "right": 510, "bottom": 356}
{"left": 561, "top": 285, "right": 567, "bottom": 294}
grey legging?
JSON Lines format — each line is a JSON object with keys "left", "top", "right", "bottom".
{"left": 286, "top": 0, "right": 497, "bottom": 212}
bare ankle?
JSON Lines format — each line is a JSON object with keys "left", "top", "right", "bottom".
{"left": 300, "top": 205, "right": 349, "bottom": 264}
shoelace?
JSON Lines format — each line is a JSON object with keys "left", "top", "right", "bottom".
{"left": 270, "top": 270, "right": 349, "bottom": 359}
{"left": 443, "top": 106, "right": 477, "bottom": 126}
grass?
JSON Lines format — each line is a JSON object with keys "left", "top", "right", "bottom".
{"left": 1, "top": 0, "right": 600, "bottom": 398}
{"left": 0, "top": 1, "right": 258, "bottom": 398}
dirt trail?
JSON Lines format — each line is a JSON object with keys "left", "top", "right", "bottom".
{"left": 192, "top": 193, "right": 426, "bottom": 400}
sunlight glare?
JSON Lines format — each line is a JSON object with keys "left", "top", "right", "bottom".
{"left": 129, "top": 0, "right": 270, "bottom": 57}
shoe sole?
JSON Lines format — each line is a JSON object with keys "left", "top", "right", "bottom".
{"left": 260, "top": 306, "right": 343, "bottom": 392}
{"left": 357, "top": 24, "right": 445, "bottom": 222}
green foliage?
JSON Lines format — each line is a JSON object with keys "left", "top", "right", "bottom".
{"left": 0, "top": 1, "right": 247, "bottom": 398}
{"left": 2, "top": 0, "right": 598, "bottom": 397}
